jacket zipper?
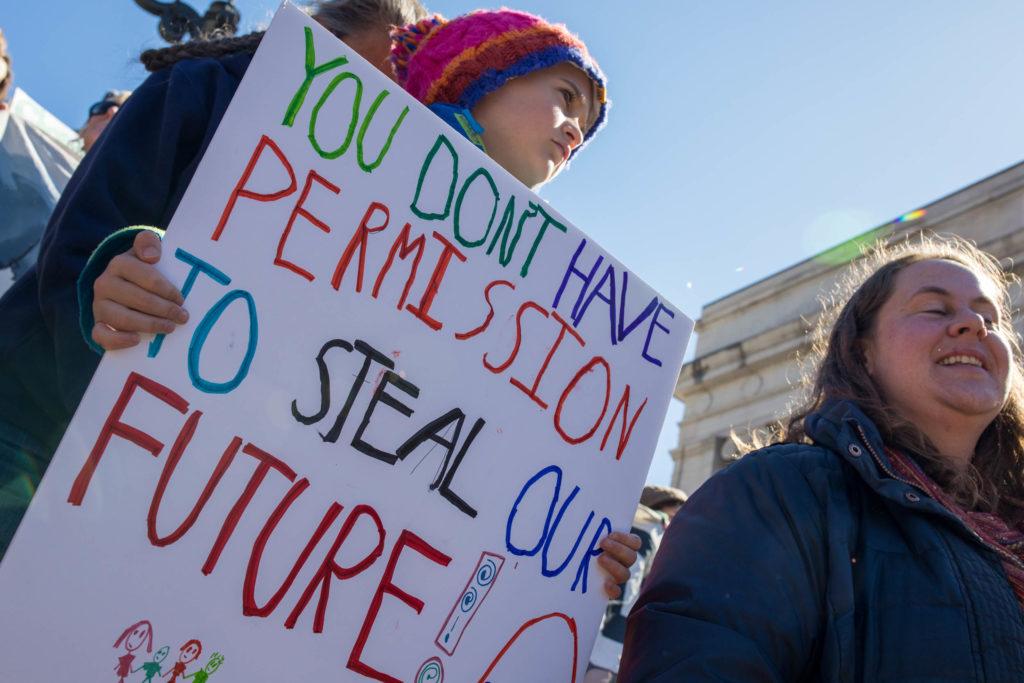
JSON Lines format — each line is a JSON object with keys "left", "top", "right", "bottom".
{"left": 851, "top": 421, "right": 917, "bottom": 489}
{"left": 850, "top": 421, "right": 1024, "bottom": 572}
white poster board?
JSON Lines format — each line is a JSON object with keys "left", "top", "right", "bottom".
{"left": 0, "top": 5, "right": 692, "bottom": 681}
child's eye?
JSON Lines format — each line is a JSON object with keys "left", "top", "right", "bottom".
{"left": 560, "top": 88, "right": 575, "bottom": 105}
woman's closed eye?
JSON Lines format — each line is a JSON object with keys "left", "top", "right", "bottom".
{"left": 920, "top": 306, "right": 948, "bottom": 316}
{"left": 921, "top": 305, "right": 998, "bottom": 327}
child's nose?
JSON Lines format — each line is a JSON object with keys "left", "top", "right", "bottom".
{"left": 563, "top": 119, "right": 582, "bottom": 149}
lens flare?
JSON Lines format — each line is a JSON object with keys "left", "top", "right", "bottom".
{"left": 896, "top": 209, "right": 927, "bottom": 223}
{"left": 813, "top": 225, "right": 888, "bottom": 267}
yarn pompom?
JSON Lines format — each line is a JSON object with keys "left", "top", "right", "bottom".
{"left": 389, "top": 14, "right": 445, "bottom": 85}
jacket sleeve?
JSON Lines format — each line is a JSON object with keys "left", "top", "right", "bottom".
{"left": 618, "top": 448, "right": 830, "bottom": 682}
{"left": 76, "top": 225, "right": 165, "bottom": 354}
{"left": 33, "top": 59, "right": 222, "bottom": 414}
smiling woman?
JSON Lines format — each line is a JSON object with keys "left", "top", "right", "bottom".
{"left": 619, "top": 234, "right": 1024, "bottom": 681}
{"left": 799, "top": 236, "right": 1024, "bottom": 511}
{"left": 863, "top": 259, "right": 1013, "bottom": 478}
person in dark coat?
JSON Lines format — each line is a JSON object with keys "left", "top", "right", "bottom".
{"left": 619, "top": 234, "right": 1024, "bottom": 681}
{"left": 0, "top": 0, "right": 429, "bottom": 560}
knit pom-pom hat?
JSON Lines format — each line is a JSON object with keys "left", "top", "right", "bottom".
{"left": 390, "top": 9, "right": 609, "bottom": 156}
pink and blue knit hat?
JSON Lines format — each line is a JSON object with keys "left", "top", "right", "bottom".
{"left": 390, "top": 9, "right": 609, "bottom": 156}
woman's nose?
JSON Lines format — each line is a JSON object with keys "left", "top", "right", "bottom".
{"left": 949, "top": 308, "right": 988, "bottom": 337}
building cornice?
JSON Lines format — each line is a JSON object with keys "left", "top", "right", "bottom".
{"left": 696, "top": 161, "right": 1024, "bottom": 333}
{"left": 676, "top": 315, "right": 812, "bottom": 399}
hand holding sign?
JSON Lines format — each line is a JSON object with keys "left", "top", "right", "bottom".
{"left": 91, "top": 230, "right": 189, "bottom": 351}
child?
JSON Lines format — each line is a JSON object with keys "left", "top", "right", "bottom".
{"left": 89, "top": 8, "right": 610, "bottom": 349}
{"left": 76, "top": 6, "right": 638, "bottom": 598}
{"left": 389, "top": 9, "right": 609, "bottom": 190}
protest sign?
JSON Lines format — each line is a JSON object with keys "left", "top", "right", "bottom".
{"left": 0, "top": 4, "right": 692, "bottom": 680}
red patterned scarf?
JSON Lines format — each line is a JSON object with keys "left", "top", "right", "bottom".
{"left": 887, "top": 448, "right": 1024, "bottom": 609}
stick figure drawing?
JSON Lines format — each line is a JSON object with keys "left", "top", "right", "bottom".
{"left": 113, "top": 620, "right": 153, "bottom": 683}
{"left": 133, "top": 645, "right": 170, "bottom": 682}
{"left": 184, "top": 652, "right": 224, "bottom": 682}
{"left": 163, "top": 639, "right": 201, "bottom": 682}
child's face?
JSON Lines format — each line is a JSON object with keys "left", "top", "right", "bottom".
{"left": 472, "top": 63, "right": 596, "bottom": 190}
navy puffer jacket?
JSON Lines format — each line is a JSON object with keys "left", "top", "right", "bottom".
{"left": 619, "top": 400, "right": 1024, "bottom": 682}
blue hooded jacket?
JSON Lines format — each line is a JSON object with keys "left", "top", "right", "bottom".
{"left": 619, "top": 400, "right": 1024, "bottom": 682}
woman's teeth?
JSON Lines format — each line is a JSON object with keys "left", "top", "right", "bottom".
{"left": 939, "top": 355, "right": 983, "bottom": 367}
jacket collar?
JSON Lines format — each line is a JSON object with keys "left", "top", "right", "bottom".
{"left": 804, "top": 399, "right": 885, "bottom": 463}
{"left": 804, "top": 399, "right": 951, "bottom": 516}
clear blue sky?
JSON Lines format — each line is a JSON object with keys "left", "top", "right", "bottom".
{"left": 6, "top": 1, "right": 1024, "bottom": 488}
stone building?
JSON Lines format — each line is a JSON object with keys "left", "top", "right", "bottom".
{"left": 671, "top": 161, "right": 1024, "bottom": 494}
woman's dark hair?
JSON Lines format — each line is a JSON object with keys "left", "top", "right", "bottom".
{"left": 140, "top": 0, "right": 427, "bottom": 72}
{"left": 749, "top": 233, "right": 1024, "bottom": 518}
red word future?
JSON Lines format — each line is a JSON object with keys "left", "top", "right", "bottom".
{"left": 68, "top": 371, "right": 450, "bottom": 683}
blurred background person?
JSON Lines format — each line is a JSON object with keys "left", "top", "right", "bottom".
{"left": 586, "top": 485, "right": 688, "bottom": 682}
{"left": 0, "top": 27, "right": 80, "bottom": 294}
{"left": 640, "top": 484, "right": 688, "bottom": 521}
{"left": 78, "top": 89, "right": 130, "bottom": 153}
{"left": 0, "top": 27, "right": 10, "bottom": 110}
